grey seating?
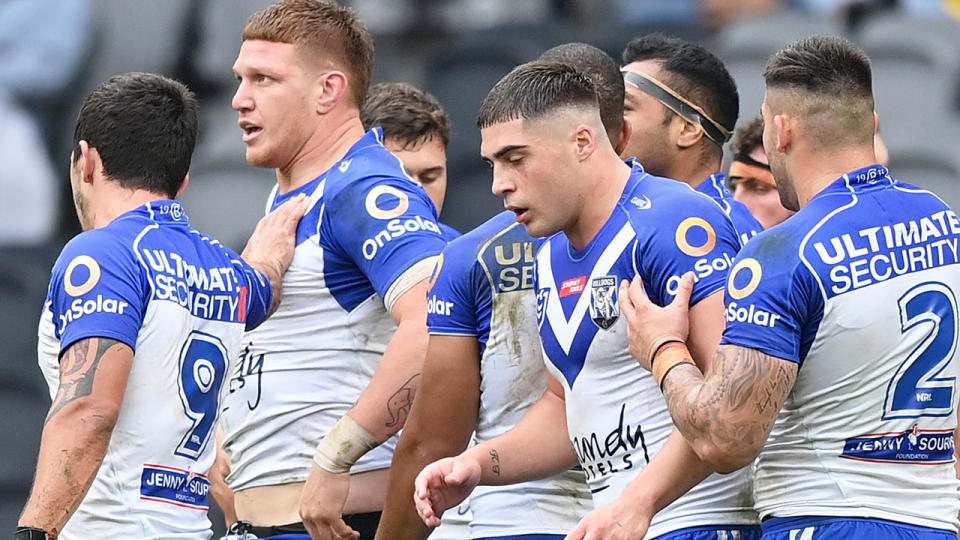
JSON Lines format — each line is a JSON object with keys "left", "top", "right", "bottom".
{"left": 712, "top": 13, "right": 842, "bottom": 122}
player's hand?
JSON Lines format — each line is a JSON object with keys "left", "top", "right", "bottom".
{"left": 413, "top": 456, "right": 481, "bottom": 527}
{"left": 209, "top": 446, "right": 237, "bottom": 527}
{"left": 564, "top": 498, "right": 651, "bottom": 540}
{"left": 298, "top": 464, "right": 359, "bottom": 540}
{"left": 620, "top": 272, "right": 694, "bottom": 371}
{"left": 242, "top": 192, "right": 310, "bottom": 279}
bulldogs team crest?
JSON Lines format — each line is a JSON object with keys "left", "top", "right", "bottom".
{"left": 589, "top": 276, "right": 619, "bottom": 329}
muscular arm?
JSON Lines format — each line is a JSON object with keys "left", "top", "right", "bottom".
{"left": 660, "top": 343, "right": 797, "bottom": 473}
{"left": 375, "top": 335, "right": 481, "bottom": 540}
{"left": 350, "top": 278, "right": 431, "bottom": 441}
{"left": 18, "top": 337, "right": 133, "bottom": 535}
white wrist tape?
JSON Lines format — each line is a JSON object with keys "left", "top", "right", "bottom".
{"left": 314, "top": 415, "right": 380, "bottom": 473}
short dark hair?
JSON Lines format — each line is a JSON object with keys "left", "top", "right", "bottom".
{"left": 539, "top": 43, "right": 624, "bottom": 144}
{"left": 731, "top": 116, "right": 764, "bottom": 155}
{"left": 361, "top": 82, "right": 450, "bottom": 149}
{"left": 764, "top": 35, "right": 873, "bottom": 146}
{"left": 622, "top": 33, "right": 739, "bottom": 135}
{"left": 73, "top": 72, "right": 198, "bottom": 198}
{"left": 477, "top": 61, "right": 598, "bottom": 130}
{"left": 244, "top": 0, "right": 375, "bottom": 107}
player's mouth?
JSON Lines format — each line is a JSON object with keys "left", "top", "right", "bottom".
{"left": 239, "top": 120, "right": 262, "bottom": 142}
{"left": 507, "top": 205, "right": 529, "bottom": 223}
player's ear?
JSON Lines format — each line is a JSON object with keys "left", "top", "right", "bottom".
{"left": 574, "top": 124, "right": 597, "bottom": 163}
{"left": 676, "top": 116, "right": 705, "bottom": 150}
{"left": 78, "top": 140, "right": 98, "bottom": 185}
{"left": 316, "top": 70, "right": 349, "bottom": 114}
{"left": 773, "top": 114, "right": 791, "bottom": 153}
{"left": 175, "top": 173, "right": 190, "bottom": 199}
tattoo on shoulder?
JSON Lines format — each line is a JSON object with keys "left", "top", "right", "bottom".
{"left": 48, "top": 337, "right": 124, "bottom": 421}
{"left": 489, "top": 450, "right": 501, "bottom": 476}
{"left": 385, "top": 373, "right": 421, "bottom": 428}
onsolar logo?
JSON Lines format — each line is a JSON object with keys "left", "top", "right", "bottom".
{"left": 675, "top": 217, "right": 716, "bottom": 257}
{"left": 365, "top": 185, "right": 410, "bottom": 220}
{"left": 64, "top": 255, "right": 102, "bottom": 296}
{"left": 727, "top": 257, "right": 762, "bottom": 300}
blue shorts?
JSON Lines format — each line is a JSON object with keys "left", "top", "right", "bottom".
{"left": 761, "top": 516, "right": 956, "bottom": 539}
{"left": 652, "top": 525, "right": 762, "bottom": 540}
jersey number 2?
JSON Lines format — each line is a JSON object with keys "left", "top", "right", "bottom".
{"left": 883, "top": 281, "right": 958, "bottom": 420}
{"left": 176, "top": 331, "right": 228, "bottom": 459}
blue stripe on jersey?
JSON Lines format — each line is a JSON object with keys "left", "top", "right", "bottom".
{"left": 696, "top": 173, "right": 763, "bottom": 245}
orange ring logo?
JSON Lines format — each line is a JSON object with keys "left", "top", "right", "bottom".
{"left": 64, "top": 255, "right": 101, "bottom": 296}
{"left": 675, "top": 217, "right": 717, "bottom": 257}
{"left": 728, "top": 258, "right": 762, "bottom": 300}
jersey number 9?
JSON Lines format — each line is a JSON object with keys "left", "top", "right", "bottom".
{"left": 175, "top": 331, "right": 228, "bottom": 459}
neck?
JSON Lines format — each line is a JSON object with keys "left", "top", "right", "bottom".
{"left": 671, "top": 151, "right": 721, "bottom": 189}
{"left": 793, "top": 145, "right": 878, "bottom": 207}
{"left": 275, "top": 109, "right": 366, "bottom": 193}
{"left": 91, "top": 186, "right": 169, "bottom": 229}
{"left": 566, "top": 151, "right": 632, "bottom": 250}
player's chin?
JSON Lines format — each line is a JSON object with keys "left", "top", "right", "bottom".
{"left": 244, "top": 147, "right": 276, "bottom": 169}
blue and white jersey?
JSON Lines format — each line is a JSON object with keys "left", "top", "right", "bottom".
{"left": 428, "top": 211, "right": 591, "bottom": 538}
{"left": 535, "top": 161, "right": 757, "bottom": 538}
{"left": 721, "top": 165, "right": 960, "bottom": 532}
{"left": 696, "top": 173, "right": 762, "bottom": 245}
{"left": 221, "top": 129, "right": 446, "bottom": 490}
{"left": 36, "top": 200, "right": 272, "bottom": 540}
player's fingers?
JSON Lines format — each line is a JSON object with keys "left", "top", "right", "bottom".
{"left": 563, "top": 519, "right": 587, "bottom": 540}
{"left": 284, "top": 193, "right": 310, "bottom": 225}
{"left": 671, "top": 271, "right": 695, "bottom": 309}
{"left": 628, "top": 275, "right": 648, "bottom": 312}
{"left": 619, "top": 280, "right": 634, "bottom": 314}
{"left": 330, "top": 517, "right": 358, "bottom": 540}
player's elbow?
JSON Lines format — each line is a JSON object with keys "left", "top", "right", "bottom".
{"left": 696, "top": 440, "right": 760, "bottom": 474}
{"left": 51, "top": 396, "right": 122, "bottom": 437}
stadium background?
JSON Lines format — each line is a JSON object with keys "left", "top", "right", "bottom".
{"left": 0, "top": 0, "right": 958, "bottom": 535}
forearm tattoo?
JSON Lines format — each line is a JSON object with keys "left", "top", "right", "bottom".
{"left": 489, "top": 450, "right": 501, "bottom": 476}
{"left": 662, "top": 345, "right": 796, "bottom": 457}
{"left": 48, "top": 337, "right": 123, "bottom": 421}
{"left": 385, "top": 373, "right": 421, "bottom": 428}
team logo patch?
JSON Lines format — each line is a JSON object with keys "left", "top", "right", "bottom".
{"left": 675, "top": 217, "right": 717, "bottom": 257}
{"left": 64, "top": 255, "right": 101, "bottom": 297}
{"left": 365, "top": 184, "right": 410, "bottom": 220}
{"left": 589, "top": 275, "right": 619, "bottom": 330}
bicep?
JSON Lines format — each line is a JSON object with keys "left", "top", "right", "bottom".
{"left": 49, "top": 337, "right": 134, "bottom": 421}
{"left": 389, "top": 277, "right": 429, "bottom": 326}
{"left": 686, "top": 290, "right": 726, "bottom": 373}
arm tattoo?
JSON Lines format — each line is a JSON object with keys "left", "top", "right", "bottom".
{"left": 662, "top": 345, "right": 797, "bottom": 459}
{"left": 385, "top": 373, "right": 421, "bottom": 428}
{"left": 489, "top": 450, "right": 501, "bottom": 476}
{"left": 48, "top": 337, "right": 123, "bottom": 421}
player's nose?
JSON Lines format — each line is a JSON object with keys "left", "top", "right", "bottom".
{"left": 232, "top": 82, "right": 253, "bottom": 112}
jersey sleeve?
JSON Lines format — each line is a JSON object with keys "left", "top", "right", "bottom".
{"left": 227, "top": 253, "right": 274, "bottom": 332}
{"left": 719, "top": 228, "right": 824, "bottom": 364}
{"left": 635, "top": 192, "right": 742, "bottom": 307}
{"left": 322, "top": 176, "right": 446, "bottom": 300}
{"left": 426, "top": 239, "right": 486, "bottom": 336}
{"left": 46, "top": 230, "right": 149, "bottom": 354}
